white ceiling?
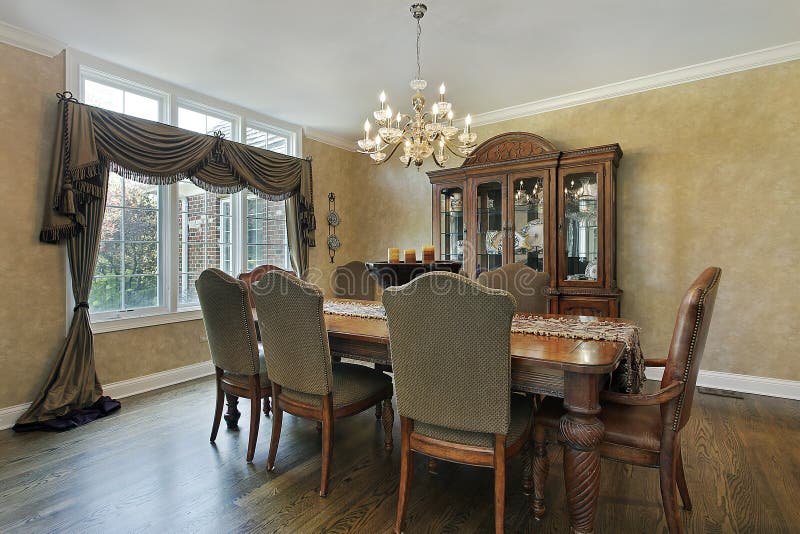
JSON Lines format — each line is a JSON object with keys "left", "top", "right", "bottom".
{"left": 1, "top": 0, "right": 798, "bottom": 141}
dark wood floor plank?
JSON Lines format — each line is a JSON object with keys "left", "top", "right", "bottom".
{"left": 0, "top": 377, "right": 797, "bottom": 533}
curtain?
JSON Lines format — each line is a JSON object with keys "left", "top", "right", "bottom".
{"left": 286, "top": 161, "right": 316, "bottom": 278}
{"left": 18, "top": 94, "right": 314, "bottom": 431}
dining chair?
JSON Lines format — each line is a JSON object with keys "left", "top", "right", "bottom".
{"left": 252, "top": 270, "right": 394, "bottom": 497}
{"left": 382, "top": 271, "right": 534, "bottom": 534}
{"left": 238, "top": 264, "right": 292, "bottom": 308}
{"left": 531, "top": 266, "right": 722, "bottom": 534}
{"left": 332, "top": 260, "right": 376, "bottom": 301}
{"left": 195, "top": 268, "right": 271, "bottom": 463}
{"left": 477, "top": 263, "right": 550, "bottom": 314}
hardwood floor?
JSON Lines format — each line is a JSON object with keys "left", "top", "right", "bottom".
{"left": 0, "top": 377, "right": 798, "bottom": 533}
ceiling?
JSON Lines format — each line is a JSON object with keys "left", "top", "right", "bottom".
{"left": 1, "top": 0, "right": 798, "bottom": 142}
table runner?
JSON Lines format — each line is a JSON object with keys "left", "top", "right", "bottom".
{"left": 324, "top": 299, "right": 646, "bottom": 393}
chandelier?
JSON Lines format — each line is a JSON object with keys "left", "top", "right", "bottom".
{"left": 355, "top": 3, "right": 478, "bottom": 167}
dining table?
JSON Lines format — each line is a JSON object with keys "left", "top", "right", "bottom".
{"left": 242, "top": 302, "right": 627, "bottom": 534}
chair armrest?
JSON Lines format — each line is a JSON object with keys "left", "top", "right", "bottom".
{"left": 600, "top": 380, "right": 684, "bottom": 406}
{"left": 644, "top": 358, "right": 668, "bottom": 367}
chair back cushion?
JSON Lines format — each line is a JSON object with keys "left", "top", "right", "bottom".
{"left": 196, "top": 269, "right": 260, "bottom": 375}
{"left": 252, "top": 270, "right": 332, "bottom": 395}
{"left": 332, "top": 260, "right": 376, "bottom": 300}
{"left": 477, "top": 264, "right": 549, "bottom": 314}
{"left": 662, "top": 267, "right": 722, "bottom": 431}
{"left": 382, "top": 272, "right": 516, "bottom": 436}
{"left": 238, "top": 264, "right": 291, "bottom": 308}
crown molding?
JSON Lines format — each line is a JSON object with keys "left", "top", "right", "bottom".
{"left": 0, "top": 20, "right": 65, "bottom": 57}
{"left": 304, "top": 127, "right": 356, "bottom": 152}
{"left": 470, "top": 41, "right": 800, "bottom": 127}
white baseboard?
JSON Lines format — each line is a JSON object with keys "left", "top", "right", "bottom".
{"left": 0, "top": 360, "right": 214, "bottom": 431}
{"left": 644, "top": 368, "right": 800, "bottom": 401}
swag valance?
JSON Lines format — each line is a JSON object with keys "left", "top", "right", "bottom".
{"left": 41, "top": 93, "right": 315, "bottom": 247}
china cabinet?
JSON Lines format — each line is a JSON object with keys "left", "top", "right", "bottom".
{"left": 427, "top": 132, "right": 623, "bottom": 317}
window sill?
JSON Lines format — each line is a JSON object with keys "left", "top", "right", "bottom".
{"left": 91, "top": 309, "right": 203, "bottom": 334}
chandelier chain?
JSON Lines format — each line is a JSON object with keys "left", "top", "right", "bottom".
{"left": 416, "top": 17, "right": 422, "bottom": 81}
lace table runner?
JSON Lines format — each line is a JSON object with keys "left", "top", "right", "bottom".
{"left": 324, "top": 300, "right": 645, "bottom": 393}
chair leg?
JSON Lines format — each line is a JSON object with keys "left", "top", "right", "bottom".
{"left": 493, "top": 434, "right": 507, "bottom": 534}
{"left": 320, "top": 394, "right": 334, "bottom": 497}
{"left": 676, "top": 446, "right": 692, "bottom": 511}
{"left": 394, "top": 417, "right": 414, "bottom": 534}
{"left": 659, "top": 436, "right": 683, "bottom": 534}
{"left": 210, "top": 369, "right": 224, "bottom": 442}
{"left": 531, "top": 424, "right": 549, "bottom": 519}
{"left": 267, "top": 384, "right": 283, "bottom": 472}
{"left": 246, "top": 378, "right": 261, "bottom": 463}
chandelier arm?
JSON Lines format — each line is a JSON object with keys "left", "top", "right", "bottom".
{"left": 442, "top": 139, "right": 475, "bottom": 159}
{"left": 431, "top": 152, "right": 447, "bottom": 168}
{"left": 372, "top": 139, "right": 406, "bottom": 165}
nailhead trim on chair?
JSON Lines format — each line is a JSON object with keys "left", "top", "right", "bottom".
{"left": 672, "top": 269, "right": 721, "bottom": 431}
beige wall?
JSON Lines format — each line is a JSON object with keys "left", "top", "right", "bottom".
{"left": 0, "top": 44, "right": 68, "bottom": 407}
{"left": 1, "top": 42, "right": 796, "bottom": 410}
{"left": 369, "top": 60, "right": 800, "bottom": 382}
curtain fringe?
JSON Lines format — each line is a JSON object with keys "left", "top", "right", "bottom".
{"left": 105, "top": 159, "right": 300, "bottom": 202}
{"left": 40, "top": 222, "right": 80, "bottom": 243}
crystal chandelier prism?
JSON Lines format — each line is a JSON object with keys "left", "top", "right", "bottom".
{"left": 355, "top": 3, "right": 478, "bottom": 167}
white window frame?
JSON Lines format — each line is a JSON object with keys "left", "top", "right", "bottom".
{"left": 67, "top": 50, "right": 302, "bottom": 333}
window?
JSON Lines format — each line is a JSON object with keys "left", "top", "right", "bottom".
{"left": 245, "top": 124, "right": 292, "bottom": 271}
{"left": 175, "top": 105, "right": 237, "bottom": 307}
{"left": 75, "top": 61, "right": 300, "bottom": 331}
{"left": 84, "top": 75, "right": 166, "bottom": 318}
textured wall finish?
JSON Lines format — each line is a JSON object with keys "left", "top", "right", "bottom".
{"left": 0, "top": 44, "right": 67, "bottom": 407}
{"left": 371, "top": 60, "right": 800, "bottom": 382}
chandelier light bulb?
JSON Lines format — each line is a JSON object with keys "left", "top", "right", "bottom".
{"left": 363, "top": 119, "right": 371, "bottom": 140}
{"left": 379, "top": 91, "right": 386, "bottom": 107}
{"left": 385, "top": 105, "right": 392, "bottom": 122}
{"left": 396, "top": 112, "right": 402, "bottom": 125}
{"left": 447, "top": 110, "right": 454, "bottom": 124}
{"left": 431, "top": 103, "right": 439, "bottom": 121}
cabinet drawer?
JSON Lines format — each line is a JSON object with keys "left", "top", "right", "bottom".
{"left": 557, "top": 297, "right": 611, "bottom": 318}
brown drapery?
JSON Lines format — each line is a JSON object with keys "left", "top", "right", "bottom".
{"left": 16, "top": 93, "right": 314, "bottom": 430}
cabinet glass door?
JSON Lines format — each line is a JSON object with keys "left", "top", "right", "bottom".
{"left": 511, "top": 177, "right": 545, "bottom": 271}
{"left": 439, "top": 186, "right": 464, "bottom": 261}
{"left": 475, "top": 180, "right": 504, "bottom": 275}
{"left": 563, "top": 171, "right": 599, "bottom": 281}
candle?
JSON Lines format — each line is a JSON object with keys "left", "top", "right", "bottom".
{"left": 439, "top": 83, "right": 446, "bottom": 102}
{"left": 404, "top": 249, "right": 416, "bottom": 263}
{"left": 422, "top": 245, "right": 435, "bottom": 263}
{"left": 363, "top": 119, "right": 371, "bottom": 141}
{"left": 464, "top": 114, "right": 472, "bottom": 134}
{"left": 379, "top": 91, "right": 386, "bottom": 110}
{"left": 388, "top": 247, "right": 400, "bottom": 263}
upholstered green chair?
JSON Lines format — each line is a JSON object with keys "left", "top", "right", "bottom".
{"left": 252, "top": 270, "right": 394, "bottom": 497}
{"left": 195, "top": 268, "right": 271, "bottom": 463}
{"left": 332, "top": 260, "right": 376, "bottom": 301}
{"left": 382, "top": 272, "right": 534, "bottom": 534}
{"left": 477, "top": 263, "right": 550, "bottom": 314}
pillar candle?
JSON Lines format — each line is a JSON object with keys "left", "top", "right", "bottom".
{"left": 388, "top": 247, "right": 400, "bottom": 263}
{"left": 422, "top": 245, "right": 435, "bottom": 263}
{"left": 404, "top": 249, "right": 416, "bottom": 263}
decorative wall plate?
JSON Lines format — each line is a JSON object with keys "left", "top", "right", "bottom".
{"left": 327, "top": 234, "right": 341, "bottom": 251}
{"left": 326, "top": 211, "right": 340, "bottom": 227}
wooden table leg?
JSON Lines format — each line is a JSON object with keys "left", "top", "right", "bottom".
{"left": 560, "top": 372, "right": 604, "bottom": 534}
{"left": 224, "top": 392, "right": 241, "bottom": 430}
{"left": 382, "top": 398, "right": 394, "bottom": 451}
